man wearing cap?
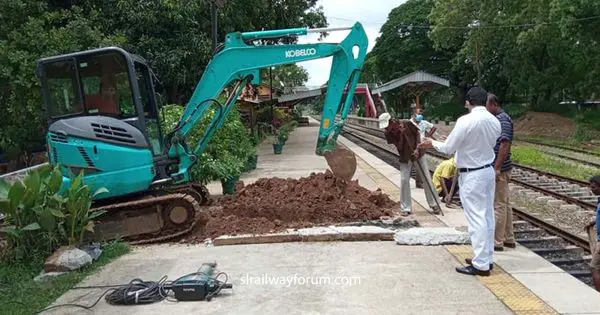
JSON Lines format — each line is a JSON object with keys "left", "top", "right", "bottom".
{"left": 380, "top": 113, "right": 442, "bottom": 216}
{"left": 419, "top": 86, "right": 501, "bottom": 276}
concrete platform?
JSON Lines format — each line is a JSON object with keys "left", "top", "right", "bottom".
{"left": 44, "top": 118, "right": 600, "bottom": 314}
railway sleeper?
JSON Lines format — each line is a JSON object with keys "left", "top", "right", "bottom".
{"left": 549, "top": 256, "right": 590, "bottom": 267}
{"left": 512, "top": 220, "right": 533, "bottom": 230}
{"left": 536, "top": 184, "right": 565, "bottom": 189}
{"left": 530, "top": 245, "right": 585, "bottom": 260}
{"left": 568, "top": 269, "right": 593, "bottom": 279}
{"left": 517, "top": 236, "right": 563, "bottom": 248}
{"left": 513, "top": 228, "right": 545, "bottom": 239}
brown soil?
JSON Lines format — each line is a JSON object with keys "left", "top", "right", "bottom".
{"left": 183, "top": 171, "right": 399, "bottom": 242}
{"left": 433, "top": 112, "right": 578, "bottom": 140}
{"left": 513, "top": 112, "right": 576, "bottom": 139}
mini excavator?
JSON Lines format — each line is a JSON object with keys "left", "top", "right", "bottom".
{"left": 36, "top": 23, "right": 368, "bottom": 244}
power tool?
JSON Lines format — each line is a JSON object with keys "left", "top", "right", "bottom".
{"left": 167, "top": 262, "right": 232, "bottom": 301}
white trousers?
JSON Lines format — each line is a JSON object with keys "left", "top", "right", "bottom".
{"left": 398, "top": 158, "right": 439, "bottom": 213}
{"left": 458, "top": 167, "right": 496, "bottom": 271}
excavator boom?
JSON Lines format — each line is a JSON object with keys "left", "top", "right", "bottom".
{"left": 168, "top": 23, "right": 368, "bottom": 182}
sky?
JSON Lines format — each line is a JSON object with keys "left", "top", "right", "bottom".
{"left": 297, "top": 0, "right": 405, "bottom": 87}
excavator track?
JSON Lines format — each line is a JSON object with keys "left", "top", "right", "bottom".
{"left": 88, "top": 183, "right": 212, "bottom": 245}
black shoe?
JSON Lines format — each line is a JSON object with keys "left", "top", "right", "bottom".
{"left": 494, "top": 246, "right": 504, "bottom": 251}
{"left": 455, "top": 265, "right": 490, "bottom": 276}
{"left": 431, "top": 206, "right": 441, "bottom": 215}
{"left": 465, "top": 258, "right": 493, "bottom": 270}
{"left": 504, "top": 242, "right": 516, "bottom": 248}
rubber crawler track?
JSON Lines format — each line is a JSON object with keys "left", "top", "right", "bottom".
{"left": 90, "top": 183, "right": 211, "bottom": 245}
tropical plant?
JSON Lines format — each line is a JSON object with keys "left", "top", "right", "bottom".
{"left": 160, "top": 102, "right": 255, "bottom": 184}
{"left": 0, "top": 165, "right": 106, "bottom": 262}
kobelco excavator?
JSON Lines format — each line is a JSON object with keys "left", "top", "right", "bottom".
{"left": 36, "top": 23, "right": 368, "bottom": 244}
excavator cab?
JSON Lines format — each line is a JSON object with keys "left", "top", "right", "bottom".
{"left": 38, "top": 47, "right": 165, "bottom": 156}
{"left": 37, "top": 47, "right": 169, "bottom": 199}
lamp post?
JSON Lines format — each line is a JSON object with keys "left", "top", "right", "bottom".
{"left": 209, "top": 0, "right": 226, "bottom": 53}
{"left": 270, "top": 66, "right": 274, "bottom": 124}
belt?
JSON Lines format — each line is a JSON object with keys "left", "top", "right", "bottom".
{"left": 459, "top": 163, "right": 492, "bottom": 173}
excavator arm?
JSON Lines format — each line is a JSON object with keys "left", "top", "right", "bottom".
{"left": 167, "top": 22, "right": 368, "bottom": 183}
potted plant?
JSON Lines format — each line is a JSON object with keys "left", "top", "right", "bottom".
{"left": 269, "top": 136, "right": 283, "bottom": 154}
{"left": 245, "top": 145, "right": 258, "bottom": 171}
{"left": 279, "top": 132, "right": 288, "bottom": 145}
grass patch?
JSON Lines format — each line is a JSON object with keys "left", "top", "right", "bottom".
{"left": 512, "top": 146, "right": 597, "bottom": 181}
{"left": 0, "top": 241, "right": 129, "bottom": 315}
{"left": 515, "top": 135, "right": 600, "bottom": 155}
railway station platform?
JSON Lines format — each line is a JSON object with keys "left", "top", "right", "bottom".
{"left": 46, "top": 117, "right": 600, "bottom": 315}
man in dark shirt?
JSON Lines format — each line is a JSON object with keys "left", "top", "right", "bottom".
{"left": 384, "top": 118, "right": 441, "bottom": 215}
{"left": 584, "top": 176, "right": 600, "bottom": 291}
{"left": 486, "top": 94, "right": 515, "bottom": 251}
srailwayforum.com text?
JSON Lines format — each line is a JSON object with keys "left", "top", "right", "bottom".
{"left": 239, "top": 273, "right": 362, "bottom": 287}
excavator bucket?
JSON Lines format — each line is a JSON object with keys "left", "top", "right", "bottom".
{"left": 324, "top": 146, "right": 357, "bottom": 182}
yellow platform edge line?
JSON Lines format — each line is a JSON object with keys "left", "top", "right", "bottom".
{"left": 446, "top": 245, "right": 558, "bottom": 314}
{"left": 350, "top": 150, "right": 559, "bottom": 315}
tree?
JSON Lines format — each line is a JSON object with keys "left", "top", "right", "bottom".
{"left": 369, "top": 0, "right": 454, "bottom": 82}
{"left": 0, "top": 1, "right": 124, "bottom": 168}
{"left": 260, "top": 64, "right": 309, "bottom": 94}
{"left": 0, "top": 0, "right": 329, "bottom": 166}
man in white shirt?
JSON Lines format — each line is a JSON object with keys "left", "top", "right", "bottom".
{"left": 419, "top": 87, "right": 501, "bottom": 276}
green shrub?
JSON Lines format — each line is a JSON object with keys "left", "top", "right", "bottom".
{"left": 160, "top": 102, "right": 255, "bottom": 184}
{"left": 0, "top": 165, "right": 106, "bottom": 263}
{"left": 504, "top": 103, "right": 528, "bottom": 120}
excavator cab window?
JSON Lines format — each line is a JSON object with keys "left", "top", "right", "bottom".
{"left": 134, "top": 61, "right": 164, "bottom": 155}
{"left": 41, "top": 51, "right": 137, "bottom": 120}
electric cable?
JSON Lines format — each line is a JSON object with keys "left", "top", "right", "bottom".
{"left": 326, "top": 14, "right": 600, "bottom": 29}
{"left": 34, "top": 267, "right": 231, "bottom": 314}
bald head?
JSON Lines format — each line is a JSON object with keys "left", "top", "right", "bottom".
{"left": 486, "top": 93, "right": 501, "bottom": 114}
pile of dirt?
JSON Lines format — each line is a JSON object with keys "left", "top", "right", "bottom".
{"left": 514, "top": 112, "right": 575, "bottom": 138}
{"left": 186, "top": 171, "right": 399, "bottom": 241}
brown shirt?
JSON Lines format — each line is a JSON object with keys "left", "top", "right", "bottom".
{"left": 384, "top": 119, "right": 420, "bottom": 163}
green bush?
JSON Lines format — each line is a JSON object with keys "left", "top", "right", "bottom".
{"left": 427, "top": 102, "right": 467, "bottom": 121}
{"left": 0, "top": 165, "right": 106, "bottom": 263}
{"left": 160, "top": 103, "right": 255, "bottom": 184}
{"left": 504, "top": 103, "right": 528, "bottom": 120}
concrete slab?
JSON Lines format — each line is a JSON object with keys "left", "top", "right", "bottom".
{"left": 46, "top": 242, "right": 513, "bottom": 315}
{"left": 212, "top": 226, "right": 394, "bottom": 246}
{"left": 395, "top": 227, "right": 470, "bottom": 245}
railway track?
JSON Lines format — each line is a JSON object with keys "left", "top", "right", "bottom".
{"left": 339, "top": 127, "right": 595, "bottom": 287}
{"left": 343, "top": 123, "right": 597, "bottom": 210}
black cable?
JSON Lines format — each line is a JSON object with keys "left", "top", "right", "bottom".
{"left": 104, "top": 276, "right": 170, "bottom": 305}
{"left": 34, "top": 288, "right": 115, "bottom": 314}
{"left": 34, "top": 277, "right": 171, "bottom": 314}
{"left": 34, "top": 269, "right": 231, "bottom": 314}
